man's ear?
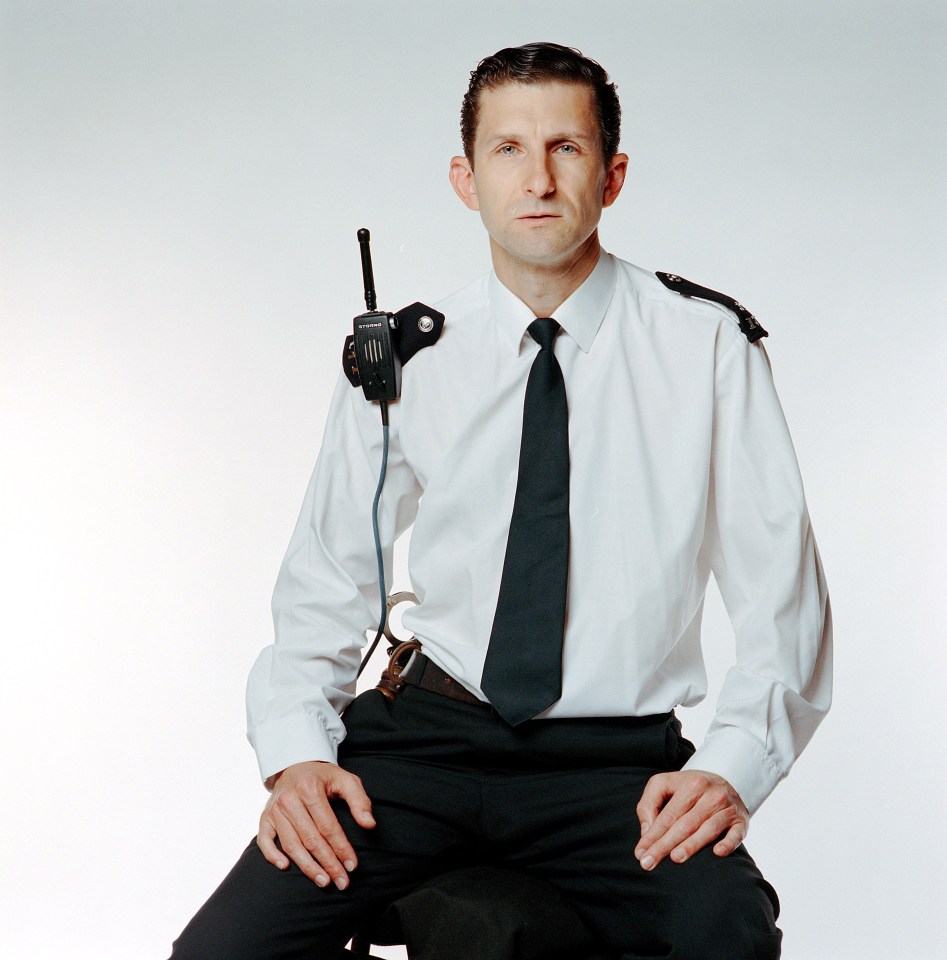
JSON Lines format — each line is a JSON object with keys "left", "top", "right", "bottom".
{"left": 449, "top": 155, "right": 480, "bottom": 211}
{"left": 602, "top": 153, "right": 629, "bottom": 209}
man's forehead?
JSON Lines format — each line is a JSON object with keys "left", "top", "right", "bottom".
{"left": 476, "top": 81, "right": 597, "bottom": 135}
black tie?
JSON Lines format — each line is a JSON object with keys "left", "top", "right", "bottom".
{"left": 481, "top": 318, "right": 569, "bottom": 726}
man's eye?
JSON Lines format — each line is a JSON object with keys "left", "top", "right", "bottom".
{"left": 556, "top": 143, "right": 577, "bottom": 154}
{"left": 498, "top": 144, "right": 518, "bottom": 156}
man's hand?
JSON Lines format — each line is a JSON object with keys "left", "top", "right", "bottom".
{"left": 257, "top": 760, "right": 376, "bottom": 889}
{"left": 634, "top": 770, "right": 748, "bottom": 871}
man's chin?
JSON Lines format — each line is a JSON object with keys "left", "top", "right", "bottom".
{"left": 493, "top": 234, "right": 595, "bottom": 272}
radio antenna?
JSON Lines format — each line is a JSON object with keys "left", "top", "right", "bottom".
{"left": 357, "top": 228, "right": 377, "bottom": 311}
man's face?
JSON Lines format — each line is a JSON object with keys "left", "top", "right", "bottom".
{"left": 450, "top": 81, "right": 626, "bottom": 274}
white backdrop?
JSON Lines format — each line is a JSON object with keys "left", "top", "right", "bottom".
{"left": 2, "top": 2, "right": 945, "bottom": 958}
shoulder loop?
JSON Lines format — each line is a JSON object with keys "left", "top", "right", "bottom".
{"left": 656, "top": 272, "right": 768, "bottom": 342}
{"left": 343, "top": 302, "right": 445, "bottom": 389}
{"left": 394, "top": 302, "right": 445, "bottom": 365}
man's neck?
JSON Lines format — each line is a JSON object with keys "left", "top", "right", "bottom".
{"left": 491, "top": 234, "right": 601, "bottom": 318}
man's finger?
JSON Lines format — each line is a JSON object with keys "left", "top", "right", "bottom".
{"left": 712, "top": 820, "right": 746, "bottom": 857}
{"left": 637, "top": 798, "right": 711, "bottom": 869}
{"left": 332, "top": 771, "right": 376, "bottom": 831}
{"left": 298, "top": 794, "right": 356, "bottom": 884}
{"left": 635, "top": 772, "right": 675, "bottom": 832}
{"left": 278, "top": 792, "right": 350, "bottom": 888}
{"left": 668, "top": 808, "right": 739, "bottom": 863}
{"left": 270, "top": 806, "right": 334, "bottom": 888}
{"left": 636, "top": 776, "right": 702, "bottom": 850}
{"left": 256, "top": 819, "right": 289, "bottom": 870}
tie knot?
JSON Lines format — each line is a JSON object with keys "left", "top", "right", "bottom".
{"left": 528, "top": 318, "right": 560, "bottom": 351}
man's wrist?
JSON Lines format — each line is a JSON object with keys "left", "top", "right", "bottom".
{"left": 264, "top": 770, "right": 282, "bottom": 792}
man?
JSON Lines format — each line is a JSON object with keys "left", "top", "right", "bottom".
{"left": 171, "top": 42, "right": 831, "bottom": 959}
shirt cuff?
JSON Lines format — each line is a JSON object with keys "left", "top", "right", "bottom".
{"left": 247, "top": 714, "right": 342, "bottom": 785}
{"left": 682, "top": 726, "right": 784, "bottom": 816}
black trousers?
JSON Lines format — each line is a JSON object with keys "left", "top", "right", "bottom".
{"left": 170, "top": 687, "right": 782, "bottom": 959}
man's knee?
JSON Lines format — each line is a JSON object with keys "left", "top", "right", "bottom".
{"left": 661, "top": 849, "right": 781, "bottom": 960}
{"left": 665, "top": 909, "right": 781, "bottom": 960}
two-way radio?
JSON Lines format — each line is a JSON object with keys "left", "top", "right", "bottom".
{"left": 342, "top": 230, "right": 444, "bottom": 400}
{"left": 351, "top": 228, "right": 402, "bottom": 404}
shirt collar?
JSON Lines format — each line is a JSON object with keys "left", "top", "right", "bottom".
{"left": 488, "top": 249, "right": 618, "bottom": 356}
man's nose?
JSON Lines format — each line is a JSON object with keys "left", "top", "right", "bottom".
{"left": 524, "top": 152, "right": 555, "bottom": 197}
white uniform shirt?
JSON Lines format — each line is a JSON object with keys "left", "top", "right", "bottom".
{"left": 247, "top": 251, "right": 832, "bottom": 815}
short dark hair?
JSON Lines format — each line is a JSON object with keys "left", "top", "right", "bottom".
{"left": 460, "top": 42, "right": 621, "bottom": 168}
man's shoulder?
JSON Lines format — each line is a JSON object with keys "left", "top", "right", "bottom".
{"left": 398, "top": 274, "right": 491, "bottom": 384}
{"left": 609, "top": 254, "right": 767, "bottom": 344}
{"left": 610, "top": 254, "right": 720, "bottom": 316}
{"left": 434, "top": 273, "right": 491, "bottom": 321}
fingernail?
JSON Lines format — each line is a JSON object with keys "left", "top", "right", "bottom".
{"left": 641, "top": 855, "right": 654, "bottom": 870}
{"left": 634, "top": 847, "right": 644, "bottom": 860}
{"left": 672, "top": 850, "right": 687, "bottom": 863}
{"left": 316, "top": 874, "right": 329, "bottom": 888}
{"left": 641, "top": 822, "right": 650, "bottom": 834}
{"left": 334, "top": 876, "right": 348, "bottom": 891}
{"left": 278, "top": 859, "right": 289, "bottom": 870}
{"left": 344, "top": 860, "right": 356, "bottom": 872}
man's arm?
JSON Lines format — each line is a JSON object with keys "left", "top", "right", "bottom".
{"left": 636, "top": 328, "right": 832, "bottom": 870}
{"left": 247, "top": 370, "right": 422, "bottom": 884}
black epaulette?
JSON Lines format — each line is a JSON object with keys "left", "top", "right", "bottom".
{"left": 656, "top": 272, "right": 768, "bottom": 342}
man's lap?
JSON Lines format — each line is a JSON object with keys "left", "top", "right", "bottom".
{"left": 170, "top": 689, "right": 780, "bottom": 959}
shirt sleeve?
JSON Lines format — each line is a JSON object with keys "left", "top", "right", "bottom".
{"left": 245, "top": 372, "right": 422, "bottom": 783}
{"left": 682, "top": 332, "right": 833, "bottom": 815}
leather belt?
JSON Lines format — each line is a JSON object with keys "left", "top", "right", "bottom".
{"left": 374, "top": 640, "right": 490, "bottom": 708}
{"left": 402, "top": 653, "right": 490, "bottom": 707}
